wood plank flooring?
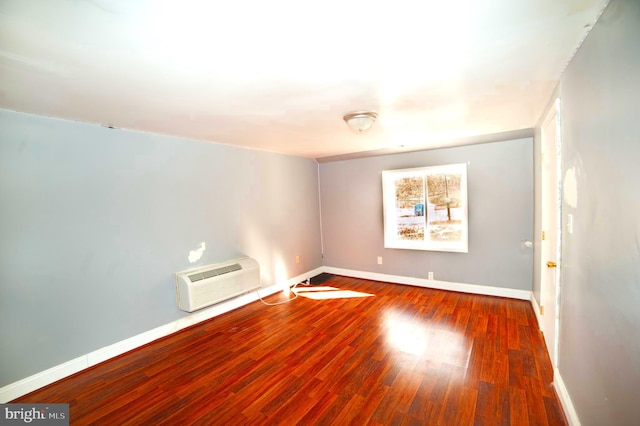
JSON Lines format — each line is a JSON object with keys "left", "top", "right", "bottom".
{"left": 14, "top": 276, "right": 566, "bottom": 425}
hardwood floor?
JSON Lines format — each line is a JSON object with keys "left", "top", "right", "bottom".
{"left": 14, "top": 276, "right": 566, "bottom": 425}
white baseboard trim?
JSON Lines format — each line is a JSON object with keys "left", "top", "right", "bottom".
{"left": 322, "top": 267, "right": 532, "bottom": 300}
{"left": 554, "top": 368, "right": 581, "bottom": 426}
{"left": 529, "top": 293, "right": 578, "bottom": 425}
{"left": 0, "top": 267, "right": 321, "bottom": 403}
{"left": 530, "top": 293, "right": 543, "bottom": 328}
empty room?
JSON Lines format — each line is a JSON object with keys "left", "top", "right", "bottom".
{"left": 1, "top": 0, "right": 638, "bottom": 425}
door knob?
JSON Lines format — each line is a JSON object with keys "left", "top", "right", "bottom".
{"left": 547, "top": 261, "right": 557, "bottom": 268}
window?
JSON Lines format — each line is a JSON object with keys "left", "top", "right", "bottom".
{"left": 382, "top": 163, "right": 468, "bottom": 252}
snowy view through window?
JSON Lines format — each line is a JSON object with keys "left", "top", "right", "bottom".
{"left": 383, "top": 164, "right": 468, "bottom": 252}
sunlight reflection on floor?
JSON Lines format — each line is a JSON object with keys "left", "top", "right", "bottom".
{"left": 293, "top": 286, "right": 339, "bottom": 292}
{"left": 293, "top": 286, "right": 374, "bottom": 300}
{"left": 383, "top": 309, "right": 471, "bottom": 367}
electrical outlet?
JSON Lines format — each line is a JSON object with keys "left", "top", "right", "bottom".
{"left": 428, "top": 271, "right": 434, "bottom": 280}
{"left": 377, "top": 256, "right": 383, "bottom": 265}
{"left": 295, "top": 255, "right": 300, "bottom": 264}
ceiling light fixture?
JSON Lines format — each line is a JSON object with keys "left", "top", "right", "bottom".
{"left": 343, "top": 111, "right": 378, "bottom": 134}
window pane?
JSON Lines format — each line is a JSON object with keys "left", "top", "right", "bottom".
{"left": 394, "top": 176, "right": 425, "bottom": 241}
{"left": 426, "top": 173, "right": 463, "bottom": 242}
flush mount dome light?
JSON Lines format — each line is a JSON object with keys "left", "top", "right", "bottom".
{"left": 343, "top": 111, "right": 378, "bottom": 134}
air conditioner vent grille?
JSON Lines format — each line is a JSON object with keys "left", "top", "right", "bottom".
{"left": 176, "top": 257, "right": 259, "bottom": 312}
{"left": 188, "top": 263, "right": 242, "bottom": 282}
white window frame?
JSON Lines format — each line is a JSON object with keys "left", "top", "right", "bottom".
{"left": 382, "top": 163, "right": 468, "bottom": 252}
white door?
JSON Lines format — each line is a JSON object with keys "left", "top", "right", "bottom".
{"left": 540, "top": 99, "right": 561, "bottom": 367}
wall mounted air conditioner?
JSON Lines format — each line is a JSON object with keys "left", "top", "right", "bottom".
{"left": 175, "top": 257, "right": 260, "bottom": 312}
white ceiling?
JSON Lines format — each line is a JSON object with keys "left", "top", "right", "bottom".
{"left": 0, "top": 0, "right": 607, "bottom": 161}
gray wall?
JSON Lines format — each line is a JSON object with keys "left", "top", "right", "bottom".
{"left": 554, "top": 0, "right": 640, "bottom": 424}
{"left": 319, "top": 139, "right": 534, "bottom": 289}
{"left": 0, "top": 109, "right": 323, "bottom": 387}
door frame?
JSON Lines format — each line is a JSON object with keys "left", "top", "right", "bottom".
{"left": 539, "top": 98, "right": 562, "bottom": 368}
